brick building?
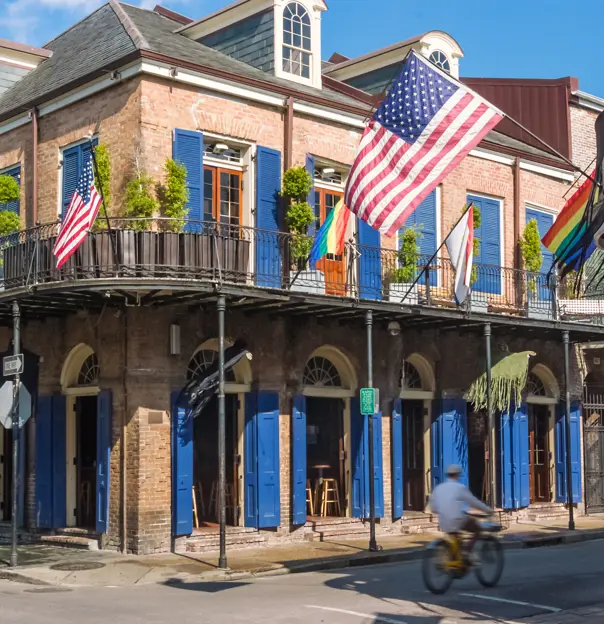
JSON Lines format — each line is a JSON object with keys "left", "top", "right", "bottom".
{"left": 0, "top": 0, "right": 601, "bottom": 554}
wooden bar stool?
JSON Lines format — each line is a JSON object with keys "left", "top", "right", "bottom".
{"left": 319, "top": 478, "right": 341, "bottom": 517}
{"left": 192, "top": 486, "right": 199, "bottom": 529}
{"left": 196, "top": 482, "right": 206, "bottom": 517}
{"left": 209, "top": 480, "right": 235, "bottom": 519}
{"left": 306, "top": 479, "right": 315, "bottom": 517}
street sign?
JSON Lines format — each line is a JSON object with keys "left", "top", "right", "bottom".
{"left": 0, "top": 380, "right": 31, "bottom": 428}
{"left": 360, "top": 387, "right": 376, "bottom": 415}
{"left": 3, "top": 354, "right": 23, "bottom": 377}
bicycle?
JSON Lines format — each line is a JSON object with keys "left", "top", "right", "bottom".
{"left": 422, "top": 513, "right": 505, "bottom": 595}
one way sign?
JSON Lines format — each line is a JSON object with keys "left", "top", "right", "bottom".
{"left": 3, "top": 354, "right": 24, "bottom": 376}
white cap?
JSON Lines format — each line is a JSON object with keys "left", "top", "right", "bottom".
{"left": 446, "top": 464, "right": 462, "bottom": 477}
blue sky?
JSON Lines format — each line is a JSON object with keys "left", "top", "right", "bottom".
{"left": 1, "top": 0, "right": 602, "bottom": 97}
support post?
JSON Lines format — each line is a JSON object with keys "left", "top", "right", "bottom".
{"left": 217, "top": 295, "right": 228, "bottom": 568}
{"left": 484, "top": 323, "right": 496, "bottom": 509}
{"left": 10, "top": 300, "right": 20, "bottom": 568}
{"left": 563, "top": 330, "right": 575, "bottom": 530}
{"left": 366, "top": 309, "right": 378, "bottom": 552}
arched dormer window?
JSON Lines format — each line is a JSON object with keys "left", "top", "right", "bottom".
{"left": 429, "top": 50, "right": 451, "bottom": 73}
{"left": 283, "top": 2, "right": 311, "bottom": 79}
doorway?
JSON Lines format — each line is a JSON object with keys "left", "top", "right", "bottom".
{"left": 75, "top": 396, "right": 97, "bottom": 528}
{"left": 468, "top": 407, "right": 488, "bottom": 502}
{"left": 529, "top": 404, "right": 550, "bottom": 503}
{"left": 403, "top": 400, "right": 424, "bottom": 511}
{"left": 314, "top": 188, "right": 346, "bottom": 295}
{"left": 193, "top": 394, "right": 239, "bottom": 527}
{"left": 306, "top": 397, "right": 345, "bottom": 518}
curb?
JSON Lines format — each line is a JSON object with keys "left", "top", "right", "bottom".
{"left": 0, "top": 570, "right": 51, "bottom": 586}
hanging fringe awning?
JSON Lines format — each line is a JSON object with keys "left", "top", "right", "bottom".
{"left": 467, "top": 351, "right": 536, "bottom": 415}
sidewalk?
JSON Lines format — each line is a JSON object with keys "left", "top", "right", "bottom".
{"left": 1, "top": 515, "right": 604, "bottom": 588}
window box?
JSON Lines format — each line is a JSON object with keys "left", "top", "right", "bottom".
{"left": 289, "top": 269, "right": 325, "bottom": 295}
{"left": 388, "top": 282, "right": 418, "bottom": 305}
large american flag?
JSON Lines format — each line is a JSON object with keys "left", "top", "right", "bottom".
{"left": 53, "top": 157, "right": 102, "bottom": 269}
{"left": 345, "top": 50, "right": 503, "bottom": 237}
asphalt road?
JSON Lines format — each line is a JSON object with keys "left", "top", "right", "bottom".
{"left": 2, "top": 539, "right": 604, "bottom": 623}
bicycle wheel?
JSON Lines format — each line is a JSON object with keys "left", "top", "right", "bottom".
{"left": 422, "top": 538, "right": 455, "bottom": 595}
{"left": 474, "top": 536, "right": 504, "bottom": 588}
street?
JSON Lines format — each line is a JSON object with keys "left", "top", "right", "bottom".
{"left": 0, "top": 539, "right": 603, "bottom": 623}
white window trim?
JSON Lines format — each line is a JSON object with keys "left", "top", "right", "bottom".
{"left": 526, "top": 202, "right": 558, "bottom": 221}
{"left": 0, "top": 162, "right": 20, "bottom": 176}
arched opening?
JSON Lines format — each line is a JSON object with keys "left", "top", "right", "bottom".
{"left": 187, "top": 339, "right": 252, "bottom": 529}
{"left": 302, "top": 346, "right": 356, "bottom": 519}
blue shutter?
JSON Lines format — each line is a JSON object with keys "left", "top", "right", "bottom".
{"left": 171, "top": 390, "right": 193, "bottom": 535}
{"left": 526, "top": 208, "right": 554, "bottom": 302}
{"left": 358, "top": 219, "right": 382, "bottom": 300}
{"left": 469, "top": 194, "right": 501, "bottom": 295}
{"left": 173, "top": 129, "right": 203, "bottom": 232}
{"left": 555, "top": 401, "right": 582, "bottom": 503}
{"left": 18, "top": 425, "right": 25, "bottom": 528}
{"left": 500, "top": 409, "right": 514, "bottom": 509}
{"left": 515, "top": 404, "right": 530, "bottom": 508}
{"left": 431, "top": 400, "right": 443, "bottom": 490}
{"left": 368, "top": 412, "right": 384, "bottom": 518}
{"left": 257, "top": 391, "right": 280, "bottom": 528}
{"left": 350, "top": 397, "right": 365, "bottom": 518}
{"left": 402, "top": 190, "right": 437, "bottom": 286}
{"left": 441, "top": 399, "right": 468, "bottom": 487}
{"left": 244, "top": 392, "right": 258, "bottom": 528}
{"left": 62, "top": 146, "right": 80, "bottom": 217}
{"left": 292, "top": 395, "right": 307, "bottom": 525}
{"left": 35, "top": 396, "right": 53, "bottom": 528}
{"left": 392, "top": 399, "right": 403, "bottom": 519}
{"left": 255, "top": 146, "right": 282, "bottom": 287}
{"left": 0, "top": 165, "right": 21, "bottom": 215}
{"left": 51, "top": 396, "right": 67, "bottom": 529}
{"left": 306, "top": 154, "right": 316, "bottom": 237}
{"left": 96, "top": 390, "right": 111, "bottom": 534}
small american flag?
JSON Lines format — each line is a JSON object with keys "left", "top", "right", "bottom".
{"left": 345, "top": 50, "right": 503, "bottom": 237}
{"left": 53, "top": 157, "right": 102, "bottom": 269}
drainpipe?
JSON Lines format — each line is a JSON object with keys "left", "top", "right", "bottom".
{"left": 513, "top": 157, "right": 521, "bottom": 270}
{"left": 31, "top": 108, "right": 39, "bottom": 227}
{"left": 284, "top": 96, "right": 294, "bottom": 171}
{"left": 122, "top": 309, "right": 128, "bottom": 553}
{"left": 563, "top": 330, "right": 575, "bottom": 531}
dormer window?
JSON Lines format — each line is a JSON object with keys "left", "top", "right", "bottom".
{"left": 283, "top": 2, "right": 311, "bottom": 79}
{"left": 429, "top": 50, "right": 450, "bottom": 73}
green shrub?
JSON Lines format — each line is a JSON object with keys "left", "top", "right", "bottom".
{"left": 0, "top": 175, "right": 19, "bottom": 205}
{"left": 0, "top": 210, "right": 21, "bottom": 236}
{"left": 282, "top": 166, "right": 313, "bottom": 200}
{"left": 520, "top": 218, "right": 543, "bottom": 295}
{"left": 393, "top": 227, "right": 419, "bottom": 283}
{"left": 123, "top": 172, "right": 158, "bottom": 231}
{"left": 158, "top": 158, "right": 189, "bottom": 232}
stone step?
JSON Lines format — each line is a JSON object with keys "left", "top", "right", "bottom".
{"left": 314, "top": 525, "right": 369, "bottom": 540}
{"left": 306, "top": 517, "right": 364, "bottom": 530}
{"left": 186, "top": 533, "right": 267, "bottom": 553}
{"left": 38, "top": 534, "right": 99, "bottom": 550}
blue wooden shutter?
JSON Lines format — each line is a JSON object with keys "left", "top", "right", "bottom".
{"left": 515, "top": 404, "right": 530, "bottom": 508}
{"left": 255, "top": 146, "right": 282, "bottom": 287}
{"left": 500, "top": 409, "right": 514, "bottom": 509}
{"left": 402, "top": 190, "right": 437, "bottom": 286}
{"left": 350, "top": 397, "right": 365, "bottom": 518}
{"left": 0, "top": 165, "right": 21, "bottom": 215}
{"left": 392, "top": 399, "right": 403, "bottom": 519}
{"left": 555, "top": 401, "right": 582, "bottom": 503}
{"left": 441, "top": 399, "right": 468, "bottom": 487}
{"left": 292, "top": 395, "right": 307, "bottom": 525}
{"left": 171, "top": 390, "right": 193, "bottom": 535}
{"left": 469, "top": 194, "right": 501, "bottom": 295}
{"left": 358, "top": 219, "right": 382, "bottom": 300}
{"left": 368, "top": 412, "right": 384, "bottom": 518}
{"left": 96, "top": 390, "right": 111, "bottom": 534}
{"left": 257, "top": 391, "right": 280, "bottom": 528}
{"left": 35, "top": 396, "right": 53, "bottom": 528}
{"left": 244, "top": 392, "right": 259, "bottom": 527}
{"left": 526, "top": 208, "right": 554, "bottom": 301}
{"left": 306, "top": 154, "right": 316, "bottom": 237}
{"left": 431, "top": 400, "right": 443, "bottom": 490}
{"left": 173, "top": 129, "right": 203, "bottom": 232}
{"left": 52, "top": 396, "right": 67, "bottom": 528}
{"left": 62, "top": 145, "right": 81, "bottom": 217}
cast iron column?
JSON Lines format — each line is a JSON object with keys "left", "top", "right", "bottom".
{"left": 484, "top": 323, "right": 495, "bottom": 509}
{"left": 563, "top": 330, "right": 575, "bottom": 530}
{"left": 217, "top": 295, "right": 228, "bottom": 568}
{"left": 10, "top": 301, "right": 20, "bottom": 568}
{"left": 366, "top": 310, "right": 378, "bottom": 552}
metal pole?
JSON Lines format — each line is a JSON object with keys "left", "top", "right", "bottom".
{"left": 217, "top": 295, "right": 228, "bottom": 568}
{"left": 366, "top": 310, "right": 378, "bottom": 552}
{"left": 563, "top": 330, "right": 575, "bottom": 530}
{"left": 484, "top": 323, "right": 495, "bottom": 509}
{"left": 10, "top": 300, "right": 20, "bottom": 568}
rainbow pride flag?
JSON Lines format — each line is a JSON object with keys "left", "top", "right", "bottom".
{"left": 309, "top": 199, "right": 351, "bottom": 268}
{"left": 542, "top": 171, "right": 598, "bottom": 270}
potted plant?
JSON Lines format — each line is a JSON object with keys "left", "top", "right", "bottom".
{"left": 466, "top": 204, "right": 488, "bottom": 313}
{"left": 520, "top": 218, "right": 546, "bottom": 318}
{"left": 158, "top": 158, "right": 188, "bottom": 276}
{"left": 0, "top": 174, "right": 22, "bottom": 286}
{"left": 389, "top": 226, "right": 419, "bottom": 304}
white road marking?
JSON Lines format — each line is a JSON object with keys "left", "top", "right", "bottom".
{"left": 306, "top": 605, "right": 407, "bottom": 623}
{"left": 458, "top": 593, "right": 562, "bottom": 613}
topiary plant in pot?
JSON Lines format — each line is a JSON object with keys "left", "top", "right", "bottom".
{"left": 520, "top": 218, "right": 544, "bottom": 315}
{"left": 0, "top": 174, "right": 22, "bottom": 282}
{"left": 389, "top": 226, "right": 419, "bottom": 303}
{"left": 283, "top": 166, "right": 314, "bottom": 272}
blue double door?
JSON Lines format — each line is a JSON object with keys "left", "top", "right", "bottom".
{"left": 36, "top": 391, "right": 112, "bottom": 532}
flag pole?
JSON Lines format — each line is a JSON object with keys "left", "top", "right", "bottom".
{"left": 399, "top": 203, "right": 473, "bottom": 305}
{"left": 89, "top": 139, "right": 119, "bottom": 269}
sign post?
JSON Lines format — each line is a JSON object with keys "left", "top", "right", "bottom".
{"left": 10, "top": 301, "right": 20, "bottom": 567}
{"left": 364, "top": 310, "right": 378, "bottom": 552}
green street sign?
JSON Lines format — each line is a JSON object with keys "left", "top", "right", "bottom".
{"left": 360, "top": 387, "right": 376, "bottom": 415}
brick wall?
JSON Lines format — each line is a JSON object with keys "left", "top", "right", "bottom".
{"left": 570, "top": 104, "right": 598, "bottom": 172}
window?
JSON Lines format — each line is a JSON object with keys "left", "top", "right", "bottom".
{"left": 203, "top": 167, "right": 242, "bottom": 230}
{"left": 429, "top": 50, "right": 450, "bottom": 73}
{"left": 78, "top": 353, "right": 100, "bottom": 386}
{"left": 203, "top": 143, "right": 242, "bottom": 165}
{"left": 61, "top": 139, "right": 97, "bottom": 217}
{"left": 303, "top": 356, "right": 341, "bottom": 387}
{"left": 526, "top": 373, "right": 546, "bottom": 397}
{"left": 0, "top": 165, "right": 20, "bottom": 215}
{"left": 313, "top": 188, "right": 344, "bottom": 259}
{"left": 314, "top": 168, "right": 342, "bottom": 185}
{"left": 283, "top": 2, "right": 311, "bottom": 79}
{"left": 188, "top": 349, "right": 236, "bottom": 382}
{"left": 401, "top": 361, "right": 422, "bottom": 390}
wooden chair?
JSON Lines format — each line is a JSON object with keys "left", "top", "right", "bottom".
{"left": 209, "top": 480, "right": 235, "bottom": 520}
{"left": 306, "top": 479, "right": 315, "bottom": 517}
{"left": 319, "top": 478, "right": 341, "bottom": 517}
{"left": 196, "top": 482, "right": 206, "bottom": 518}
{"left": 192, "top": 486, "right": 199, "bottom": 529}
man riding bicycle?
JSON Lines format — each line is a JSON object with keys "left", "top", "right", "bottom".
{"left": 429, "top": 464, "right": 493, "bottom": 563}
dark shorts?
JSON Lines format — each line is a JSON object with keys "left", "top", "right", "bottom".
{"left": 460, "top": 515, "right": 481, "bottom": 535}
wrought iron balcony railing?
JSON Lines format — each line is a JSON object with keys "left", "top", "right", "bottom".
{"left": 0, "top": 218, "right": 561, "bottom": 320}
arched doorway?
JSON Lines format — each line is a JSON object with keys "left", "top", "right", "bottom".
{"left": 188, "top": 340, "right": 252, "bottom": 529}
{"left": 399, "top": 356, "right": 435, "bottom": 511}
{"left": 302, "top": 346, "right": 356, "bottom": 520}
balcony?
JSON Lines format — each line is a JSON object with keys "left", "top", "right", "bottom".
{"left": 0, "top": 218, "right": 586, "bottom": 325}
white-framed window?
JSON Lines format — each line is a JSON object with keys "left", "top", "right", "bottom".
{"left": 282, "top": 2, "right": 312, "bottom": 79}
{"left": 429, "top": 50, "right": 451, "bottom": 74}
